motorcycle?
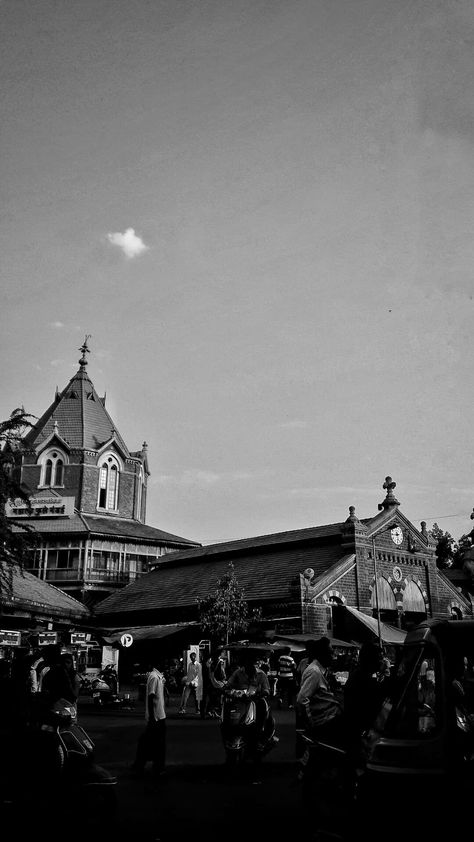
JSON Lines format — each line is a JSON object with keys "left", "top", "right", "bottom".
{"left": 296, "top": 727, "right": 360, "bottom": 841}
{"left": 91, "top": 666, "right": 123, "bottom": 708}
{"left": 0, "top": 697, "right": 117, "bottom": 818}
{"left": 221, "top": 687, "right": 278, "bottom": 768}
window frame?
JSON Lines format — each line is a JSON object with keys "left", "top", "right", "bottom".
{"left": 38, "top": 448, "right": 68, "bottom": 488}
{"left": 96, "top": 452, "right": 122, "bottom": 512}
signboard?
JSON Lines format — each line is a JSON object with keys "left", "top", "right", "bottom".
{"left": 70, "top": 632, "right": 87, "bottom": 645}
{"left": 120, "top": 633, "right": 133, "bottom": 648}
{"left": 6, "top": 495, "right": 75, "bottom": 519}
{"left": 38, "top": 632, "right": 58, "bottom": 646}
{"left": 0, "top": 630, "right": 21, "bottom": 647}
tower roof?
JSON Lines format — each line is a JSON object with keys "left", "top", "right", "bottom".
{"left": 24, "top": 338, "right": 130, "bottom": 455}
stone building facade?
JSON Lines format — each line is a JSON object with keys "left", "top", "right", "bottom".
{"left": 94, "top": 476, "right": 471, "bottom": 637}
{"left": 7, "top": 340, "right": 199, "bottom": 607}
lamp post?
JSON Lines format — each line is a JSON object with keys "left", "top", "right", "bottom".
{"left": 372, "top": 536, "right": 382, "bottom": 644}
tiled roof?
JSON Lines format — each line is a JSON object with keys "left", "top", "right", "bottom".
{"left": 153, "top": 521, "right": 344, "bottom": 568}
{"left": 10, "top": 513, "right": 89, "bottom": 535}
{"left": 23, "top": 365, "right": 129, "bottom": 454}
{"left": 94, "top": 539, "right": 343, "bottom": 617}
{"left": 11, "top": 513, "right": 197, "bottom": 547}
{"left": 83, "top": 515, "right": 199, "bottom": 547}
{"left": 1, "top": 562, "right": 89, "bottom": 619}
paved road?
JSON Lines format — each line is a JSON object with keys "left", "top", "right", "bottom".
{"left": 76, "top": 697, "right": 309, "bottom": 841}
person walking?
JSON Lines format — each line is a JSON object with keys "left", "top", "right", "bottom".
{"left": 277, "top": 647, "right": 297, "bottom": 709}
{"left": 343, "top": 642, "right": 388, "bottom": 750}
{"left": 200, "top": 653, "right": 213, "bottom": 719}
{"left": 208, "top": 648, "right": 227, "bottom": 717}
{"left": 131, "top": 656, "right": 167, "bottom": 779}
{"left": 42, "top": 652, "right": 81, "bottom": 709}
{"left": 296, "top": 637, "right": 345, "bottom": 745}
{"left": 179, "top": 651, "right": 202, "bottom": 715}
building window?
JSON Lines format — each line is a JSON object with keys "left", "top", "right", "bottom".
{"left": 39, "top": 449, "right": 67, "bottom": 487}
{"left": 97, "top": 455, "right": 120, "bottom": 510}
{"left": 136, "top": 467, "right": 144, "bottom": 519}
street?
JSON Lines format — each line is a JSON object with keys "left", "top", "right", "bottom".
{"left": 76, "top": 696, "right": 307, "bottom": 842}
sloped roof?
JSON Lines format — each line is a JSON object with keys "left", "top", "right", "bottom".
{"left": 151, "top": 521, "right": 344, "bottom": 569}
{"left": 23, "top": 361, "right": 129, "bottom": 455}
{"left": 10, "top": 512, "right": 199, "bottom": 547}
{"left": 94, "top": 533, "right": 344, "bottom": 617}
{"left": 0, "top": 562, "right": 89, "bottom": 620}
{"left": 83, "top": 515, "right": 199, "bottom": 547}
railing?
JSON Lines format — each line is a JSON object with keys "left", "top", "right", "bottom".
{"left": 44, "top": 568, "right": 140, "bottom": 583}
{"left": 45, "top": 569, "right": 81, "bottom": 582}
{"left": 86, "top": 569, "right": 139, "bottom": 582}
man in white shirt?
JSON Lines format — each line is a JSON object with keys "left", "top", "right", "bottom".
{"left": 131, "top": 657, "right": 167, "bottom": 778}
{"left": 179, "top": 651, "right": 202, "bottom": 714}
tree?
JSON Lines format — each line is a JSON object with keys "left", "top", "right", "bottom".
{"left": 452, "top": 533, "right": 473, "bottom": 569}
{"left": 197, "top": 562, "right": 261, "bottom": 645}
{"left": 429, "top": 523, "right": 456, "bottom": 569}
{"left": 0, "top": 409, "right": 37, "bottom": 591}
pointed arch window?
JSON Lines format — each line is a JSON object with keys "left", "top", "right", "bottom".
{"left": 97, "top": 454, "right": 121, "bottom": 511}
{"left": 136, "top": 466, "right": 144, "bottom": 519}
{"left": 39, "top": 449, "right": 67, "bottom": 487}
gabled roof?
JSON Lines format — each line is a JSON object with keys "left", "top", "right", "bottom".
{"left": 0, "top": 562, "right": 89, "bottom": 621}
{"left": 23, "top": 358, "right": 129, "bottom": 455}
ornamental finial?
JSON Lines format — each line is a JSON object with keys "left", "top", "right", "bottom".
{"left": 79, "top": 335, "right": 91, "bottom": 368}
{"left": 378, "top": 475, "right": 400, "bottom": 511}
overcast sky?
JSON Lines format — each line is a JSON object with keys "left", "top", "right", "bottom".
{"left": 1, "top": 0, "right": 474, "bottom": 544}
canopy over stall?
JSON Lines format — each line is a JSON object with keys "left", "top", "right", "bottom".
{"left": 102, "top": 622, "right": 198, "bottom": 645}
{"left": 338, "top": 606, "right": 407, "bottom": 646}
{"left": 263, "top": 631, "right": 359, "bottom": 651}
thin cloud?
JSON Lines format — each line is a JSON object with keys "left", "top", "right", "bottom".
{"left": 153, "top": 470, "right": 221, "bottom": 487}
{"left": 106, "top": 228, "right": 149, "bottom": 259}
{"left": 50, "top": 321, "right": 65, "bottom": 329}
{"left": 152, "top": 469, "right": 257, "bottom": 488}
{"left": 278, "top": 420, "right": 309, "bottom": 430}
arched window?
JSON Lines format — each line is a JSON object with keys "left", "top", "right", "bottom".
{"left": 39, "top": 449, "right": 67, "bottom": 487}
{"left": 136, "top": 467, "right": 144, "bottom": 519}
{"left": 44, "top": 460, "right": 53, "bottom": 486}
{"left": 97, "top": 454, "right": 121, "bottom": 510}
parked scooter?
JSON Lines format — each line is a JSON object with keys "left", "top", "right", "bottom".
{"left": 0, "top": 697, "right": 117, "bottom": 815}
{"left": 221, "top": 687, "right": 278, "bottom": 767}
{"left": 91, "top": 666, "right": 123, "bottom": 708}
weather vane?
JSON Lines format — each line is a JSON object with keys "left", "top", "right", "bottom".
{"left": 79, "top": 335, "right": 92, "bottom": 367}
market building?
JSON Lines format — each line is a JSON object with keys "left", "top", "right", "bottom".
{"left": 93, "top": 476, "right": 472, "bottom": 647}
{"left": 7, "top": 340, "right": 200, "bottom": 609}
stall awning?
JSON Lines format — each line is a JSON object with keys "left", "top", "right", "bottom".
{"left": 265, "top": 632, "right": 358, "bottom": 651}
{"left": 103, "top": 623, "right": 197, "bottom": 645}
{"left": 342, "top": 606, "right": 407, "bottom": 645}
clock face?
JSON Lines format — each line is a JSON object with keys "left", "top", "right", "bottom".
{"left": 391, "top": 526, "right": 403, "bottom": 546}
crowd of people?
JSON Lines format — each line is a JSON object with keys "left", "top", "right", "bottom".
{"left": 128, "top": 637, "right": 393, "bottom": 781}
{"left": 0, "top": 637, "right": 394, "bottom": 786}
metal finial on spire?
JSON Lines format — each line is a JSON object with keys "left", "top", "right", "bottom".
{"left": 79, "top": 335, "right": 92, "bottom": 367}
{"left": 378, "top": 475, "right": 400, "bottom": 511}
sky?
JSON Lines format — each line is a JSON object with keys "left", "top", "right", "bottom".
{"left": 1, "top": 0, "right": 474, "bottom": 545}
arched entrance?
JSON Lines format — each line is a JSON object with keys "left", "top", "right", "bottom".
{"left": 371, "top": 576, "right": 398, "bottom": 625}
{"left": 402, "top": 580, "right": 427, "bottom": 628}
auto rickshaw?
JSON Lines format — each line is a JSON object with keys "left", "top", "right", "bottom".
{"left": 357, "top": 618, "right": 474, "bottom": 840}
